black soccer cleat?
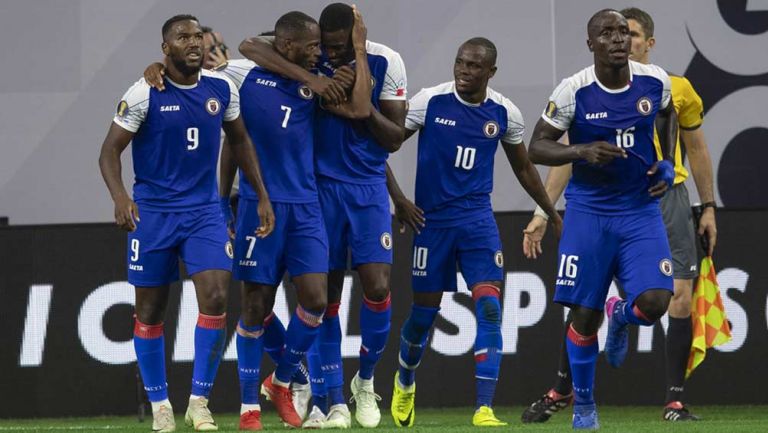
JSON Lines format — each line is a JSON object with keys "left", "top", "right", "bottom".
{"left": 663, "top": 402, "right": 701, "bottom": 421}
{"left": 521, "top": 389, "right": 573, "bottom": 423}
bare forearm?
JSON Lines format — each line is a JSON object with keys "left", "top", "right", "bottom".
{"left": 365, "top": 108, "right": 405, "bottom": 152}
{"left": 543, "top": 164, "right": 571, "bottom": 204}
{"left": 515, "top": 161, "right": 558, "bottom": 218}
{"left": 657, "top": 107, "right": 678, "bottom": 163}
{"left": 99, "top": 148, "right": 130, "bottom": 201}
{"left": 684, "top": 130, "right": 715, "bottom": 203}
{"left": 239, "top": 38, "right": 315, "bottom": 85}
{"left": 529, "top": 139, "right": 581, "bottom": 166}
{"left": 219, "top": 138, "right": 237, "bottom": 198}
{"left": 386, "top": 163, "right": 406, "bottom": 201}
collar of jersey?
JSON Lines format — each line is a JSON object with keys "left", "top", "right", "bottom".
{"left": 452, "top": 84, "right": 485, "bottom": 107}
{"left": 591, "top": 64, "right": 632, "bottom": 94}
{"left": 165, "top": 71, "right": 201, "bottom": 90}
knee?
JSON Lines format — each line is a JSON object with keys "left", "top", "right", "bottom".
{"left": 198, "top": 285, "right": 228, "bottom": 315}
{"left": 240, "top": 297, "right": 268, "bottom": 326}
{"left": 364, "top": 280, "right": 390, "bottom": 303}
{"left": 135, "top": 302, "right": 164, "bottom": 325}
{"left": 636, "top": 291, "right": 672, "bottom": 322}
{"left": 300, "top": 288, "right": 328, "bottom": 314}
{"left": 570, "top": 307, "right": 603, "bottom": 335}
{"left": 669, "top": 283, "right": 693, "bottom": 317}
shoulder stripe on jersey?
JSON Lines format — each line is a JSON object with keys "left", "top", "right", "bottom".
{"left": 127, "top": 98, "right": 149, "bottom": 110}
{"left": 224, "top": 69, "right": 249, "bottom": 79}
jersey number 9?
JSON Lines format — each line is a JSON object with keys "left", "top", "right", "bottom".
{"left": 187, "top": 127, "right": 199, "bottom": 150}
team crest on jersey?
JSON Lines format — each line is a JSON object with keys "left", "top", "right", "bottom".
{"left": 494, "top": 251, "right": 504, "bottom": 268}
{"left": 380, "top": 232, "right": 393, "bottom": 250}
{"left": 298, "top": 85, "right": 314, "bottom": 100}
{"left": 637, "top": 97, "right": 653, "bottom": 116}
{"left": 483, "top": 121, "right": 500, "bottom": 138}
{"left": 225, "top": 241, "right": 234, "bottom": 259}
{"left": 659, "top": 258, "right": 673, "bottom": 276}
{"left": 116, "top": 100, "right": 129, "bottom": 117}
{"left": 205, "top": 98, "right": 221, "bottom": 115}
{"left": 545, "top": 101, "right": 558, "bottom": 119}
{"left": 370, "top": 76, "right": 377, "bottom": 89}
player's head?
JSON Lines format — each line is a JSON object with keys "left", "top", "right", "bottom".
{"left": 454, "top": 38, "right": 497, "bottom": 101}
{"left": 274, "top": 11, "right": 321, "bottom": 70}
{"left": 621, "top": 7, "right": 655, "bottom": 64}
{"left": 586, "top": 9, "right": 631, "bottom": 68}
{"left": 161, "top": 14, "right": 204, "bottom": 75}
{"left": 201, "top": 26, "right": 229, "bottom": 70}
{"left": 319, "top": 3, "right": 354, "bottom": 67}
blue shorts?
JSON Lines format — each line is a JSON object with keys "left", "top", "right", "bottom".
{"left": 554, "top": 208, "right": 674, "bottom": 310}
{"left": 127, "top": 205, "right": 232, "bottom": 287}
{"left": 233, "top": 198, "right": 328, "bottom": 285}
{"left": 411, "top": 214, "right": 504, "bottom": 292}
{"left": 318, "top": 178, "right": 393, "bottom": 270}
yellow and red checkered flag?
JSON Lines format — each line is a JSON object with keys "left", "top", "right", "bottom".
{"left": 686, "top": 255, "right": 732, "bottom": 378}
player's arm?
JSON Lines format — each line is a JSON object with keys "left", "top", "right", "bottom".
{"left": 238, "top": 37, "right": 346, "bottom": 105}
{"left": 386, "top": 159, "right": 424, "bottom": 234}
{"left": 98, "top": 123, "right": 139, "bottom": 232}
{"left": 528, "top": 119, "right": 625, "bottom": 166}
{"left": 222, "top": 116, "right": 274, "bottom": 237}
{"left": 647, "top": 95, "right": 678, "bottom": 197}
{"left": 219, "top": 137, "right": 238, "bottom": 237}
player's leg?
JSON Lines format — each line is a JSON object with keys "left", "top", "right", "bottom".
{"left": 660, "top": 184, "right": 700, "bottom": 421}
{"left": 567, "top": 305, "right": 603, "bottom": 430}
{"left": 304, "top": 339, "right": 328, "bottom": 428}
{"left": 392, "top": 225, "right": 453, "bottom": 427}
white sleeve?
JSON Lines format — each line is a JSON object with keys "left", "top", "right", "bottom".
{"left": 112, "top": 79, "right": 150, "bottom": 133}
{"left": 657, "top": 66, "right": 672, "bottom": 110}
{"left": 379, "top": 51, "right": 407, "bottom": 101}
{"left": 501, "top": 98, "right": 525, "bottom": 145}
{"left": 404, "top": 88, "right": 430, "bottom": 131}
{"left": 222, "top": 75, "right": 241, "bottom": 122}
{"left": 220, "top": 58, "right": 257, "bottom": 90}
{"left": 540, "top": 78, "right": 576, "bottom": 131}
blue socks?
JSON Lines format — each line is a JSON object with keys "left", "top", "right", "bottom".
{"left": 319, "top": 303, "right": 345, "bottom": 405}
{"left": 307, "top": 339, "right": 327, "bottom": 412}
{"left": 473, "top": 286, "right": 503, "bottom": 409}
{"left": 134, "top": 318, "right": 168, "bottom": 402}
{"left": 398, "top": 304, "right": 440, "bottom": 387}
{"left": 191, "top": 313, "right": 227, "bottom": 397}
{"left": 615, "top": 301, "right": 654, "bottom": 326}
{"left": 565, "top": 324, "right": 599, "bottom": 406}
{"left": 275, "top": 306, "right": 323, "bottom": 384}
{"left": 236, "top": 319, "right": 264, "bottom": 405}
{"left": 262, "top": 312, "right": 309, "bottom": 385}
{"left": 359, "top": 294, "right": 392, "bottom": 380}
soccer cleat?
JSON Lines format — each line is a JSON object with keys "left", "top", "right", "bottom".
{"left": 604, "top": 296, "right": 630, "bottom": 368}
{"left": 521, "top": 389, "right": 573, "bottom": 423}
{"left": 184, "top": 398, "right": 218, "bottom": 431}
{"left": 322, "top": 404, "right": 352, "bottom": 429}
{"left": 350, "top": 373, "right": 382, "bottom": 428}
{"left": 390, "top": 372, "right": 415, "bottom": 427}
{"left": 572, "top": 403, "right": 599, "bottom": 430}
{"left": 291, "top": 382, "right": 312, "bottom": 421}
{"left": 261, "top": 374, "right": 303, "bottom": 428}
{"left": 302, "top": 406, "right": 327, "bottom": 429}
{"left": 472, "top": 406, "right": 508, "bottom": 427}
{"left": 239, "top": 410, "right": 262, "bottom": 431}
{"left": 663, "top": 402, "right": 701, "bottom": 421}
{"left": 152, "top": 404, "right": 176, "bottom": 433}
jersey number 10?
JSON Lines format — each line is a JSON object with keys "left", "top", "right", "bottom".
{"left": 454, "top": 145, "right": 477, "bottom": 170}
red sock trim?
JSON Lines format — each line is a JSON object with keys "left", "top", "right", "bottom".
{"left": 665, "top": 401, "right": 683, "bottom": 409}
{"left": 236, "top": 323, "right": 264, "bottom": 339}
{"left": 134, "top": 317, "right": 163, "bottom": 339}
{"left": 197, "top": 313, "right": 226, "bottom": 329}
{"left": 632, "top": 305, "right": 652, "bottom": 323}
{"left": 566, "top": 324, "right": 597, "bottom": 347}
{"left": 296, "top": 306, "right": 323, "bottom": 327}
{"left": 363, "top": 293, "right": 391, "bottom": 312}
{"left": 263, "top": 312, "right": 276, "bottom": 327}
{"left": 325, "top": 302, "right": 341, "bottom": 318}
{"left": 472, "top": 284, "right": 500, "bottom": 301}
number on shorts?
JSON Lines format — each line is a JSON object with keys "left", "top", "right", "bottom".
{"left": 130, "top": 239, "right": 140, "bottom": 262}
{"left": 245, "top": 235, "right": 257, "bottom": 259}
{"left": 413, "top": 247, "right": 428, "bottom": 270}
{"left": 557, "top": 254, "right": 579, "bottom": 279}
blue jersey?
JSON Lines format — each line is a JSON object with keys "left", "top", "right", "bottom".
{"left": 314, "top": 40, "right": 407, "bottom": 184}
{"left": 114, "top": 71, "right": 239, "bottom": 211}
{"left": 405, "top": 82, "right": 525, "bottom": 228}
{"left": 221, "top": 59, "right": 317, "bottom": 203}
{"left": 542, "top": 60, "right": 672, "bottom": 215}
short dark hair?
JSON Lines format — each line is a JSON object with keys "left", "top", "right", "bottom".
{"left": 201, "top": 25, "right": 214, "bottom": 34}
{"left": 621, "top": 7, "right": 655, "bottom": 38}
{"left": 275, "top": 11, "right": 317, "bottom": 38}
{"left": 462, "top": 37, "right": 497, "bottom": 66}
{"left": 319, "top": 3, "right": 353, "bottom": 33}
{"left": 587, "top": 8, "right": 622, "bottom": 37}
{"left": 162, "top": 14, "right": 199, "bottom": 40}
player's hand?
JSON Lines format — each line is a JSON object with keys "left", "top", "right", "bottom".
{"left": 522, "top": 215, "right": 547, "bottom": 259}
{"left": 333, "top": 66, "right": 356, "bottom": 91}
{"left": 578, "top": 141, "right": 627, "bottom": 165}
{"left": 310, "top": 75, "right": 347, "bottom": 106}
{"left": 114, "top": 195, "right": 140, "bottom": 232}
{"left": 255, "top": 199, "right": 275, "bottom": 238}
{"left": 647, "top": 160, "right": 674, "bottom": 197}
{"left": 143, "top": 62, "right": 166, "bottom": 91}
{"left": 394, "top": 198, "right": 425, "bottom": 234}
{"left": 205, "top": 45, "right": 228, "bottom": 70}
{"left": 351, "top": 5, "right": 368, "bottom": 52}
{"left": 220, "top": 196, "right": 235, "bottom": 240}
{"left": 699, "top": 207, "right": 717, "bottom": 256}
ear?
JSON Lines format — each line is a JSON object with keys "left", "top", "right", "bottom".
{"left": 646, "top": 36, "right": 656, "bottom": 52}
{"left": 586, "top": 38, "right": 594, "bottom": 53}
{"left": 488, "top": 65, "right": 498, "bottom": 79}
{"left": 161, "top": 41, "right": 169, "bottom": 56}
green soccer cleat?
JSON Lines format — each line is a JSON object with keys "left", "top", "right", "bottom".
{"left": 390, "top": 372, "right": 415, "bottom": 427}
{"left": 472, "top": 406, "right": 508, "bottom": 427}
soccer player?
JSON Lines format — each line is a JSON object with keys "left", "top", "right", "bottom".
{"left": 520, "top": 7, "right": 718, "bottom": 424}
{"left": 239, "top": 3, "right": 408, "bottom": 428}
{"left": 98, "top": 15, "right": 274, "bottom": 433}
{"left": 525, "top": 9, "right": 678, "bottom": 429}
{"left": 387, "top": 37, "right": 562, "bottom": 427}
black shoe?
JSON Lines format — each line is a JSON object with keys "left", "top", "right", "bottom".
{"left": 521, "top": 389, "right": 573, "bottom": 423}
{"left": 663, "top": 402, "right": 701, "bottom": 421}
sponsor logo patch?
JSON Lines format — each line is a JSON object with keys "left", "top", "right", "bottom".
{"left": 545, "top": 101, "right": 558, "bottom": 118}
{"left": 116, "top": 100, "right": 129, "bottom": 117}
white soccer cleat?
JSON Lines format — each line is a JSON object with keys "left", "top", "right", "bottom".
{"left": 292, "top": 382, "right": 312, "bottom": 421}
{"left": 152, "top": 404, "right": 176, "bottom": 433}
{"left": 322, "top": 404, "right": 351, "bottom": 429}
{"left": 184, "top": 397, "right": 218, "bottom": 431}
{"left": 302, "top": 405, "right": 327, "bottom": 429}
{"left": 349, "top": 373, "right": 382, "bottom": 428}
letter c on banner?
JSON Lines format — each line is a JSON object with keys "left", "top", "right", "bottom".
{"left": 78, "top": 281, "right": 136, "bottom": 364}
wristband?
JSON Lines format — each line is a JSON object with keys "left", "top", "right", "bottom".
{"left": 534, "top": 205, "right": 549, "bottom": 221}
